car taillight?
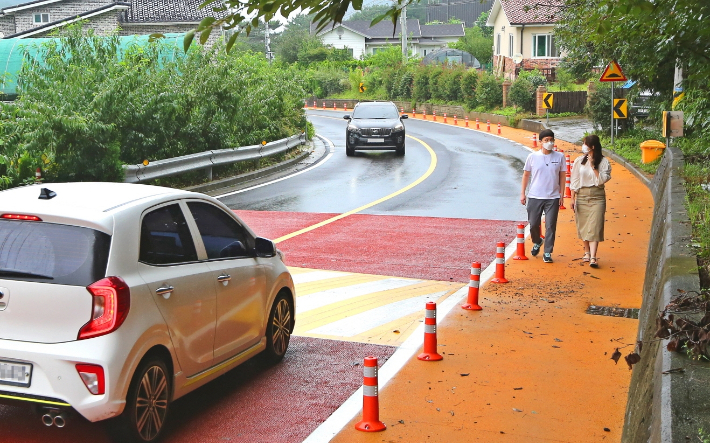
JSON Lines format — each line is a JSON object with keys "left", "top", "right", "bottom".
{"left": 1, "top": 214, "right": 42, "bottom": 221}
{"left": 78, "top": 276, "right": 130, "bottom": 340}
{"left": 76, "top": 364, "right": 105, "bottom": 395}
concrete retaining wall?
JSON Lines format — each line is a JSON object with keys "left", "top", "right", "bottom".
{"left": 622, "top": 146, "right": 710, "bottom": 442}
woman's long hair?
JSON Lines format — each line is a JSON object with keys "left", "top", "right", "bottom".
{"left": 581, "top": 135, "right": 604, "bottom": 170}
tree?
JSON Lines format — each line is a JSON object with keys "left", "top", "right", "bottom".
{"left": 474, "top": 11, "right": 491, "bottom": 38}
{"left": 348, "top": 4, "right": 391, "bottom": 21}
{"left": 450, "top": 26, "right": 492, "bottom": 67}
{"left": 555, "top": 0, "right": 710, "bottom": 132}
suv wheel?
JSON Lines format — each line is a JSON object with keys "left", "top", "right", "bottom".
{"left": 396, "top": 144, "right": 405, "bottom": 156}
{"left": 346, "top": 143, "right": 355, "bottom": 156}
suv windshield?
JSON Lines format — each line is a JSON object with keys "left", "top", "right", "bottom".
{"left": 0, "top": 220, "right": 110, "bottom": 286}
{"left": 352, "top": 104, "right": 399, "bottom": 119}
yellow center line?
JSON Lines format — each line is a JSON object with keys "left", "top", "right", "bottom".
{"left": 274, "top": 135, "right": 436, "bottom": 243}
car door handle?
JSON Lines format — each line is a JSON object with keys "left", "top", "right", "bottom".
{"left": 217, "top": 274, "right": 231, "bottom": 283}
{"left": 155, "top": 285, "right": 174, "bottom": 299}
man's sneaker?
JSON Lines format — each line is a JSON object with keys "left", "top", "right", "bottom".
{"left": 531, "top": 242, "right": 542, "bottom": 257}
{"left": 543, "top": 253, "right": 553, "bottom": 263}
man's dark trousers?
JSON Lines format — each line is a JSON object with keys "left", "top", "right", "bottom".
{"left": 526, "top": 197, "right": 560, "bottom": 254}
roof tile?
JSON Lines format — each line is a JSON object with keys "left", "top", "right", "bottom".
{"left": 499, "top": 0, "right": 564, "bottom": 24}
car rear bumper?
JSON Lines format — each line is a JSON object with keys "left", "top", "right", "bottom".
{"left": 0, "top": 335, "right": 128, "bottom": 422}
{"left": 347, "top": 132, "right": 405, "bottom": 149}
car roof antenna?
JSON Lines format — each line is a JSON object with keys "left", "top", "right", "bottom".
{"left": 38, "top": 188, "right": 57, "bottom": 200}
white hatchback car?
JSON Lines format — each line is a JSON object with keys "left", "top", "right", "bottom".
{"left": 0, "top": 183, "right": 295, "bottom": 442}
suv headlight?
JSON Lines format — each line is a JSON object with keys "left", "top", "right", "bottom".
{"left": 393, "top": 123, "right": 404, "bottom": 132}
{"left": 347, "top": 124, "right": 361, "bottom": 134}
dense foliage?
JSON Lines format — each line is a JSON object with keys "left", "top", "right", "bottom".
{"left": 0, "top": 27, "right": 306, "bottom": 187}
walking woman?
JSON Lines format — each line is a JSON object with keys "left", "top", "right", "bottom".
{"left": 570, "top": 135, "right": 612, "bottom": 268}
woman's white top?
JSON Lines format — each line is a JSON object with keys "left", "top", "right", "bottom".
{"left": 570, "top": 156, "right": 611, "bottom": 192}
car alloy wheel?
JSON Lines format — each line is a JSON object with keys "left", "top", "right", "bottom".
{"left": 261, "top": 294, "right": 293, "bottom": 364}
{"left": 124, "top": 358, "right": 171, "bottom": 442}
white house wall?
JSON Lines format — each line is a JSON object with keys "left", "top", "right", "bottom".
{"left": 319, "top": 27, "right": 365, "bottom": 59}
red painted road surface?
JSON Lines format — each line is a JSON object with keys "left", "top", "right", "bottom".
{"left": 237, "top": 211, "right": 523, "bottom": 283}
{"left": 0, "top": 338, "right": 395, "bottom": 443}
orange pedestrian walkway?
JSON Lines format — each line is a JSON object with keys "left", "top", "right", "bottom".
{"left": 327, "top": 113, "right": 653, "bottom": 442}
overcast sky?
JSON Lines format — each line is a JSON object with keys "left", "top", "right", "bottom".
{"left": 0, "top": 0, "right": 20, "bottom": 7}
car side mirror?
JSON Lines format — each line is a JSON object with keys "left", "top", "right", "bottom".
{"left": 254, "top": 237, "right": 276, "bottom": 258}
{"left": 401, "top": 114, "right": 408, "bottom": 119}
{"left": 343, "top": 115, "right": 351, "bottom": 120}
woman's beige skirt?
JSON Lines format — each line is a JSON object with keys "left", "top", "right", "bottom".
{"left": 575, "top": 186, "right": 606, "bottom": 242}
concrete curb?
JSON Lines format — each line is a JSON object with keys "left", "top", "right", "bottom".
{"left": 623, "top": 146, "right": 707, "bottom": 443}
{"left": 184, "top": 143, "right": 313, "bottom": 194}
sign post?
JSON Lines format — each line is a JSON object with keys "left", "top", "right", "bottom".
{"left": 599, "top": 60, "right": 628, "bottom": 145}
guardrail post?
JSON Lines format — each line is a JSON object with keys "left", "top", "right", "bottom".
{"left": 205, "top": 166, "right": 213, "bottom": 181}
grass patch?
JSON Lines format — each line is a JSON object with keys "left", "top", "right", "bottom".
{"left": 599, "top": 129, "right": 663, "bottom": 175}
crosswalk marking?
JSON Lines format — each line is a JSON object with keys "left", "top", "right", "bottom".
{"left": 308, "top": 290, "right": 449, "bottom": 337}
{"left": 291, "top": 270, "right": 352, "bottom": 284}
{"left": 289, "top": 267, "right": 463, "bottom": 346}
{"left": 297, "top": 278, "right": 424, "bottom": 313}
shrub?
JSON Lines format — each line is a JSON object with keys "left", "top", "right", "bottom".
{"left": 428, "top": 67, "right": 444, "bottom": 101}
{"left": 476, "top": 72, "right": 503, "bottom": 108}
{"left": 518, "top": 69, "right": 547, "bottom": 89}
{"left": 412, "top": 65, "right": 430, "bottom": 102}
{"left": 507, "top": 77, "right": 536, "bottom": 111}
{"left": 586, "top": 81, "right": 612, "bottom": 132}
{"left": 460, "top": 69, "right": 478, "bottom": 109}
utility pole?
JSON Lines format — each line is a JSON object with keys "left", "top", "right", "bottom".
{"left": 265, "top": 21, "right": 273, "bottom": 64}
{"left": 401, "top": 6, "right": 408, "bottom": 61}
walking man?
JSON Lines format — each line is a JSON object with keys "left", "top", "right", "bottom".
{"left": 520, "top": 129, "right": 566, "bottom": 263}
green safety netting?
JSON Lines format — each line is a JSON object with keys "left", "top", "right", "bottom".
{"left": 0, "top": 33, "right": 186, "bottom": 97}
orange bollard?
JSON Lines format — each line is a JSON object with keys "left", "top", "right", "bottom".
{"left": 322, "top": 101, "right": 325, "bottom": 110}
{"left": 487, "top": 120, "right": 491, "bottom": 132}
{"left": 461, "top": 262, "right": 482, "bottom": 310}
{"left": 354, "top": 356, "right": 386, "bottom": 432}
{"left": 344, "top": 103, "right": 348, "bottom": 112}
{"left": 476, "top": 118, "right": 480, "bottom": 129}
{"left": 400, "top": 106, "right": 404, "bottom": 115}
{"left": 565, "top": 171, "right": 572, "bottom": 198}
{"left": 334, "top": 102, "right": 337, "bottom": 110}
{"left": 497, "top": 122, "right": 501, "bottom": 134}
{"left": 465, "top": 116, "right": 469, "bottom": 127}
{"left": 433, "top": 111, "right": 437, "bottom": 121}
{"left": 491, "top": 242, "right": 509, "bottom": 283}
{"left": 513, "top": 224, "right": 528, "bottom": 260}
{"left": 35, "top": 167, "right": 42, "bottom": 182}
{"left": 532, "top": 134, "right": 538, "bottom": 148}
{"left": 566, "top": 154, "right": 571, "bottom": 174}
{"left": 444, "top": 113, "right": 448, "bottom": 123}
{"left": 422, "top": 109, "right": 426, "bottom": 119}
{"left": 313, "top": 100, "right": 316, "bottom": 108}
{"left": 418, "top": 302, "right": 443, "bottom": 361}
{"left": 412, "top": 109, "right": 416, "bottom": 118}
{"left": 454, "top": 115, "right": 458, "bottom": 125}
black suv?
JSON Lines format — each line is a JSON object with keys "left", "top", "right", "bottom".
{"left": 343, "top": 101, "right": 408, "bottom": 156}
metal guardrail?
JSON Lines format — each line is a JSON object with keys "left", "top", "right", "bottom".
{"left": 123, "top": 133, "right": 306, "bottom": 183}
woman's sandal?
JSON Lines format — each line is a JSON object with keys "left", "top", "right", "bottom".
{"left": 590, "top": 257, "right": 599, "bottom": 268}
{"left": 582, "top": 252, "right": 590, "bottom": 263}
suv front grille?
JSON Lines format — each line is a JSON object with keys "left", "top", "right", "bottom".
{"left": 361, "top": 128, "right": 392, "bottom": 137}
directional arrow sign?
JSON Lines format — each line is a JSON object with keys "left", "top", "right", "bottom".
{"left": 613, "top": 98, "right": 628, "bottom": 119}
{"left": 542, "top": 93, "right": 553, "bottom": 109}
{"left": 359, "top": 82, "right": 366, "bottom": 93}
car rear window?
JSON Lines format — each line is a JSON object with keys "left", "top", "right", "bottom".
{"left": 352, "top": 104, "right": 399, "bottom": 119}
{"left": 0, "top": 220, "right": 110, "bottom": 286}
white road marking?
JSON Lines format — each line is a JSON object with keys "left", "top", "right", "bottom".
{"left": 291, "top": 270, "right": 353, "bottom": 284}
{"left": 308, "top": 290, "right": 449, "bottom": 337}
{"left": 297, "top": 278, "right": 424, "bottom": 313}
{"left": 214, "top": 134, "right": 335, "bottom": 199}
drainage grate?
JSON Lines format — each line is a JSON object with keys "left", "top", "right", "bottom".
{"left": 586, "top": 305, "right": 640, "bottom": 319}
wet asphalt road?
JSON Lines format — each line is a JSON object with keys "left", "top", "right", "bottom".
{"left": 218, "top": 110, "right": 529, "bottom": 221}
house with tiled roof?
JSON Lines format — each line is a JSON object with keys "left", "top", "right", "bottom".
{"left": 0, "top": 0, "right": 224, "bottom": 41}
{"left": 485, "top": 0, "right": 565, "bottom": 80}
{"left": 314, "top": 19, "right": 465, "bottom": 59}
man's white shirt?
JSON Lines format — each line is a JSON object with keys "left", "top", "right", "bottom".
{"left": 524, "top": 150, "right": 566, "bottom": 199}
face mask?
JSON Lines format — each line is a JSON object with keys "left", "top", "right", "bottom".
{"left": 542, "top": 141, "right": 554, "bottom": 151}
{"left": 582, "top": 144, "right": 589, "bottom": 154}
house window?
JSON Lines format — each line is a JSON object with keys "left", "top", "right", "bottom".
{"left": 496, "top": 33, "right": 501, "bottom": 55}
{"left": 34, "top": 13, "right": 50, "bottom": 24}
{"left": 346, "top": 47, "right": 353, "bottom": 57}
{"left": 532, "top": 34, "right": 560, "bottom": 58}
{"left": 508, "top": 34, "right": 514, "bottom": 58}
{"left": 372, "top": 47, "right": 384, "bottom": 54}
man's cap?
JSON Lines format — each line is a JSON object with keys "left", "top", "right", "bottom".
{"left": 539, "top": 129, "right": 555, "bottom": 140}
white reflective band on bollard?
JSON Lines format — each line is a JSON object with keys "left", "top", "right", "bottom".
{"left": 517, "top": 237, "right": 525, "bottom": 243}
{"left": 471, "top": 267, "right": 481, "bottom": 275}
{"left": 364, "top": 366, "right": 377, "bottom": 378}
{"left": 425, "top": 309, "right": 436, "bottom": 319}
{"left": 424, "top": 324, "right": 436, "bottom": 334}
{"left": 363, "top": 385, "right": 378, "bottom": 397}
{"left": 497, "top": 247, "right": 505, "bottom": 253}
{"left": 496, "top": 257, "right": 505, "bottom": 264}
{"left": 468, "top": 280, "right": 480, "bottom": 288}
